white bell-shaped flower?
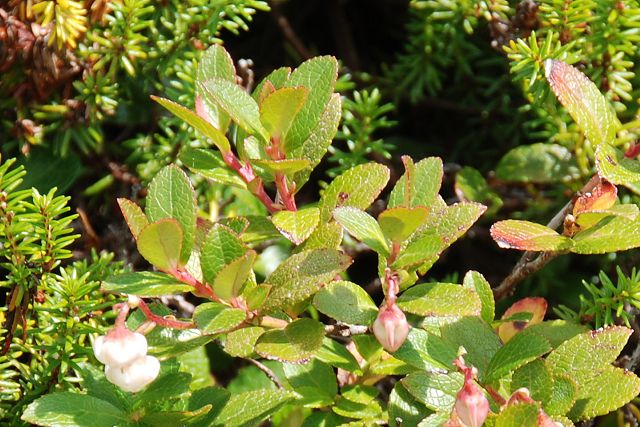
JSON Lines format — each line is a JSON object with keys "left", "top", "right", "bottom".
{"left": 93, "top": 327, "right": 148, "bottom": 368}
{"left": 372, "top": 303, "right": 410, "bottom": 352}
{"left": 105, "top": 355, "right": 161, "bottom": 393}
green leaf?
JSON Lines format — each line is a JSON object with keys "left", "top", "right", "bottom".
{"left": 260, "top": 249, "right": 351, "bottom": 312}
{"left": 378, "top": 207, "right": 429, "bottom": 243}
{"left": 260, "top": 87, "right": 308, "bottom": 140}
{"left": 313, "top": 280, "right": 378, "bottom": 325}
{"left": 290, "top": 93, "right": 342, "bottom": 188}
{"left": 545, "top": 59, "right": 619, "bottom": 146}
{"left": 180, "top": 147, "right": 246, "bottom": 189}
{"left": 251, "top": 158, "right": 310, "bottom": 177}
{"left": 201, "top": 224, "right": 247, "bottom": 285}
{"left": 213, "top": 250, "right": 256, "bottom": 302}
{"left": 211, "top": 389, "right": 296, "bottom": 427}
{"left": 194, "top": 302, "right": 246, "bottom": 335}
{"left": 117, "top": 198, "right": 148, "bottom": 239}
{"left": 197, "top": 45, "right": 236, "bottom": 133}
{"left": 574, "top": 203, "right": 638, "bottom": 230}
{"left": 283, "top": 360, "right": 337, "bottom": 408}
{"left": 296, "top": 221, "right": 344, "bottom": 251}
{"left": 485, "top": 332, "right": 552, "bottom": 383}
{"left": 595, "top": 143, "right": 640, "bottom": 185}
{"left": 152, "top": 96, "right": 231, "bottom": 154}
{"left": 546, "top": 326, "right": 640, "bottom": 420}
{"left": 333, "top": 207, "right": 390, "bottom": 256}
{"left": 401, "top": 371, "right": 463, "bottom": 412}
{"left": 463, "top": 271, "right": 495, "bottom": 323}
{"left": 318, "top": 163, "right": 390, "bottom": 222}
{"left": 389, "top": 156, "right": 445, "bottom": 209}
{"left": 146, "top": 165, "right": 197, "bottom": 264}
{"left": 271, "top": 207, "right": 320, "bottom": 244}
{"left": 255, "top": 318, "right": 325, "bottom": 362}
{"left": 546, "top": 374, "right": 577, "bottom": 416}
{"left": 571, "top": 215, "right": 640, "bottom": 254}
{"left": 17, "top": 147, "right": 84, "bottom": 193}
{"left": 511, "top": 359, "right": 555, "bottom": 405}
{"left": 224, "top": 327, "right": 265, "bottom": 358}
{"left": 332, "top": 397, "right": 384, "bottom": 421}
{"left": 137, "top": 219, "right": 183, "bottom": 271}
{"left": 493, "top": 402, "right": 539, "bottom": 427}
{"left": 253, "top": 67, "right": 291, "bottom": 102}
{"left": 244, "top": 284, "right": 271, "bottom": 311}
{"left": 398, "top": 202, "right": 486, "bottom": 272}
{"left": 388, "top": 383, "right": 432, "bottom": 427}
{"left": 495, "top": 143, "right": 580, "bottom": 183}
{"left": 134, "top": 372, "right": 191, "bottom": 408}
{"left": 440, "top": 317, "right": 502, "bottom": 380}
{"left": 198, "top": 78, "right": 270, "bottom": 142}
{"left": 491, "top": 220, "right": 573, "bottom": 251}
{"left": 21, "top": 392, "right": 130, "bottom": 427}
{"left": 520, "top": 320, "right": 588, "bottom": 348}
{"left": 315, "top": 337, "right": 363, "bottom": 375}
{"left": 393, "top": 328, "right": 457, "bottom": 371}
{"left": 397, "top": 283, "right": 482, "bottom": 318}
{"left": 283, "top": 56, "right": 338, "bottom": 154}
{"left": 103, "top": 272, "right": 193, "bottom": 296}
{"left": 455, "top": 166, "right": 503, "bottom": 213}
{"left": 392, "top": 234, "right": 441, "bottom": 270}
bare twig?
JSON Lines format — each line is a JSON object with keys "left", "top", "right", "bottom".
{"left": 493, "top": 175, "right": 600, "bottom": 301}
{"left": 248, "top": 358, "right": 285, "bottom": 389}
{"left": 269, "top": 1, "right": 312, "bottom": 60}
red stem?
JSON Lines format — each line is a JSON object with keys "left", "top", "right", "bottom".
{"left": 138, "top": 299, "right": 196, "bottom": 329}
{"left": 275, "top": 173, "right": 297, "bottom": 211}
{"left": 385, "top": 268, "right": 399, "bottom": 308}
{"left": 170, "top": 268, "right": 219, "bottom": 302}
{"left": 222, "top": 152, "right": 279, "bottom": 213}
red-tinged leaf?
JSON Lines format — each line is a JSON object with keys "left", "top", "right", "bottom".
{"left": 545, "top": 59, "right": 619, "bottom": 146}
{"left": 573, "top": 180, "right": 617, "bottom": 215}
{"left": 117, "top": 198, "right": 148, "bottom": 239}
{"left": 490, "top": 220, "right": 573, "bottom": 252}
{"left": 498, "top": 297, "right": 547, "bottom": 343}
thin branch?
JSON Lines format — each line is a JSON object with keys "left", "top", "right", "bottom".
{"left": 493, "top": 175, "right": 600, "bottom": 301}
{"left": 248, "top": 358, "right": 285, "bottom": 389}
{"left": 137, "top": 299, "right": 196, "bottom": 329}
{"left": 269, "top": 1, "right": 312, "bottom": 60}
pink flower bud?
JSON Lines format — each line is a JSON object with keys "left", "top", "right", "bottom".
{"left": 105, "top": 355, "right": 161, "bottom": 393}
{"left": 93, "top": 327, "right": 148, "bottom": 368}
{"left": 372, "top": 304, "right": 410, "bottom": 352}
{"left": 452, "top": 356, "right": 489, "bottom": 427}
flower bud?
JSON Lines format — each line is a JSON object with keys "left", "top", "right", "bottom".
{"left": 105, "top": 355, "right": 161, "bottom": 393}
{"left": 93, "top": 327, "right": 148, "bottom": 368}
{"left": 372, "top": 304, "right": 410, "bottom": 352}
{"left": 452, "top": 356, "right": 489, "bottom": 427}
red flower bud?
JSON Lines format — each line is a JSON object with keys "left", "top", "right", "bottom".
{"left": 452, "top": 356, "right": 489, "bottom": 427}
{"left": 372, "top": 304, "right": 410, "bottom": 352}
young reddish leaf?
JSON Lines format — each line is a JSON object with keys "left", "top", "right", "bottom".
{"left": 117, "top": 198, "right": 148, "bottom": 239}
{"left": 378, "top": 207, "right": 429, "bottom": 243}
{"left": 259, "top": 87, "right": 308, "bottom": 141}
{"left": 545, "top": 59, "right": 619, "bottom": 146}
{"left": 573, "top": 180, "right": 617, "bottom": 215}
{"left": 137, "top": 219, "right": 183, "bottom": 272}
{"left": 498, "top": 297, "right": 547, "bottom": 343}
{"left": 490, "top": 220, "right": 573, "bottom": 252}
